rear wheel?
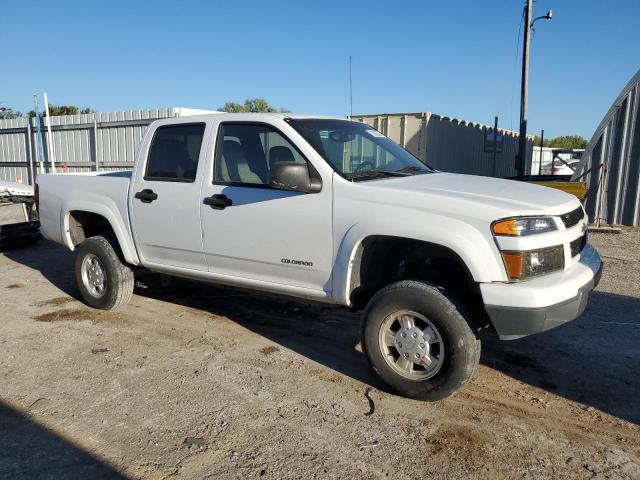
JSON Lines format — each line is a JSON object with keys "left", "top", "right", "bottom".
{"left": 361, "top": 280, "right": 480, "bottom": 401}
{"left": 75, "top": 235, "right": 134, "bottom": 310}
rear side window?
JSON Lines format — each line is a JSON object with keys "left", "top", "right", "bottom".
{"left": 145, "top": 124, "right": 205, "bottom": 182}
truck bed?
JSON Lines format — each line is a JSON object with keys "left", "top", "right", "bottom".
{"left": 38, "top": 171, "right": 133, "bottom": 250}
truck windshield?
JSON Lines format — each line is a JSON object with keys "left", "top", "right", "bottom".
{"left": 286, "top": 118, "right": 433, "bottom": 180}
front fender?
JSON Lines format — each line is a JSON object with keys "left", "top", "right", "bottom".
{"left": 332, "top": 213, "right": 505, "bottom": 306}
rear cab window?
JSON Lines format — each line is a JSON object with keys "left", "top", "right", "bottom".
{"left": 145, "top": 124, "right": 205, "bottom": 182}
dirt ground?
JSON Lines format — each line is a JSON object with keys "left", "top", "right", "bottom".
{"left": 1, "top": 219, "right": 639, "bottom": 479}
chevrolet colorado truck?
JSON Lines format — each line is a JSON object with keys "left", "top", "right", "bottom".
{"left": 37, "top": 113, "right": 602, "bottom": 400}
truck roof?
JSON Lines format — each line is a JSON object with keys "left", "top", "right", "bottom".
{"left": 169, "top": 112, "right": 350, "bottom": 122}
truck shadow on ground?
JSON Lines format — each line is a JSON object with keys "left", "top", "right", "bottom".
{"left": 136, "top": 275, "right": 640, "bottom": 425}
{"left": 0, "top": 399, "right": 127, "bottom": 479}
{"left": 135, "top": 271, "right": 387, "bottom": 391}
{"left": 480, "top": 291, "right": 640, "bottom": 425}
{"left": 4, "top": 240, "right": 639, "bottom": 425}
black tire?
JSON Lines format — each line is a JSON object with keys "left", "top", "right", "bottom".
{"left": 74, "top": 235, "right": 134, "bottom": 310}
{"left": 361, "top": 280, "right": 480, "bottom": 401}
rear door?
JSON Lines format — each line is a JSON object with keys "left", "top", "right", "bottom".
{"left": 129, "top": 121, "right": 209, "bottom": 270}
{"left": 199, "top": 121, "right": 333, "bottom": 292}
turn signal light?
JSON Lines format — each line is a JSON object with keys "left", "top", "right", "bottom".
{"left": 493, "top": 219, "right": 520, "bottom": 236}
{"left": 492, "top": 217, "right": 556, "bottom": 236}
{"left": 501, "top": 252, "right": 525, "bottom": 280}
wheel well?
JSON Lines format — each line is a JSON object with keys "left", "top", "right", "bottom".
{"left": 67, "top": 211, "right": 115, "bottom": 247}
{"left": 349, "top": 236, "right": 489, "bottom": 328}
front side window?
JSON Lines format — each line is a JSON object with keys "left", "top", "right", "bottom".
{"left": 286, "top": 118, "right": 432, "bottom": 181}
{"left": 214, "top": 123, "right": 306, "bottom": 186}
{"left": 145, "top": 124, "right": 205, "bottom": 182}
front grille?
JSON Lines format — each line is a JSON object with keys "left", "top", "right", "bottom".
{"left": 560, "top": 206, "right": 585, "bottom": 229}
{"left": 570, "top": 234, "right": 587, "bottom": 257}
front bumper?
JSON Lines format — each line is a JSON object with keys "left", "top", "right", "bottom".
{"left": 481, "top": 244, "right": 602, "bottom": 340}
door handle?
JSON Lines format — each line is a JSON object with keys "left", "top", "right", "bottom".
{"left": 134, "top": 189, "right": 158, "bottom": 203}
{"left": 203, "top": 194, "right": 232, "bottom": 210}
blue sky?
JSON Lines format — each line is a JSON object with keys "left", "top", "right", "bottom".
{"left": 1, "top": 0, "right": 638, "bottom": 138}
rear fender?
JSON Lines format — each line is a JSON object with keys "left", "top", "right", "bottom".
{"left": 61, "top": 201, "right": 139, "bottom": 265}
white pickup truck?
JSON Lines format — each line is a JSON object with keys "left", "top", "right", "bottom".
{"left": 37, "top": 113, "right": 602, "bottom": 400}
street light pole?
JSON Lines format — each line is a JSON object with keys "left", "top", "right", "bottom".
{"left": 517, "top": 1, "right": 553, "bottom": 180}
{"left": 517, "top": 0, "right": 532, "bottom": 180}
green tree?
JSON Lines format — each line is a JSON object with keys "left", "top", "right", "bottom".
{"left": 532, "top": 134, "right": 588, "bottom": 150}
{"left": 219, "top": 101, "right": 245, "bottom": 113}
{"left": 532, "top": 135, "right": 549, "bottom": 147}
{"left": 548, "top": 135, "right": 588, "bottom": 149}
{"left": 0, "top": 107, "right": 23, "bottom": 119}
{"left": 219, "top": 98, "right": 290, "bottom": 113}
{"left": 27, "top": 105, "right": 96, "bottom": 117}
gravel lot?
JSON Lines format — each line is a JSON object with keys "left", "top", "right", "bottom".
{"left": 1, "top": 219, "right": 639, "bottom": 479}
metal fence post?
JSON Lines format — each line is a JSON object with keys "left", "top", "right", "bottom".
{"left": 25, "top": 122, "right": 35, "bottom": 185}
{"left": 492, "top": 116, "right": 498, "bottom": 177}
{"left": 93, "top": 114, "right": 99, "bottom": 172}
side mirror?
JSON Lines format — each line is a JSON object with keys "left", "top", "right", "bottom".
{"left": 269, "top": 162, "right": 322, "bottom": 193}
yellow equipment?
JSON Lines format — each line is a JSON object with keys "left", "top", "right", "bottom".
{"left": 529, "top": 181, "right": 588, "bottom": 201}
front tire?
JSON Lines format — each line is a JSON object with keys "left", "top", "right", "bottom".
{"left": 361, "top": 280, "right": 480, "bottom": 401}
{"left": 75, "top": 235, "right": 134, "bottom": 310}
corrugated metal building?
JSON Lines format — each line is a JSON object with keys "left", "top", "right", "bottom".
{"left": 572, "top": 69, "right": 640, "bottom": 227}
{"left": 0, "top": 107, "right": 213, "bottom": 184}
{"left": 2, "top": 108, "right": 535, "bottom": 184}
{"left": 350, "top": 112, "right": 534, "bottom": 178}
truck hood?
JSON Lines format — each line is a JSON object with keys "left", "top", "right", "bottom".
{"left": 362, "top": 172, "right": 579, "bottom": 218}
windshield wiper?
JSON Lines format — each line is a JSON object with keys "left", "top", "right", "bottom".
{"left": 394, "top": 165, "right": 429, "bottom": 174}
{"left": 346, "top": 169, "right": 409, "bottom": 181}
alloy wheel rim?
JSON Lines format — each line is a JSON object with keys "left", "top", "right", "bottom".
{"left": 378, "top": 310, "right": 444, "bottom": 380}
{"left": 81, "top": 254, "right": 107, "bottom": 298}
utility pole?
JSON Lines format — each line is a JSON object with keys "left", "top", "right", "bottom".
{"left": 517, "top": 0, "right": 532, "bottom": 180}
{"left": 517, "top": 1, "right": 552, "bottom": 180}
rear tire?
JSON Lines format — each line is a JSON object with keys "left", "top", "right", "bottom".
{"left": 361, "top": 280, "right": 480, "bottom": 401}
{"left": 74, "top": 235, "right": 134, "bottom": 310}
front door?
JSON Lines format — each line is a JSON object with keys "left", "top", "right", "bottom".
{"left": 129, "top": 122, "right": 208, "bottom": 270}
{"left": 200, "top": 122, "right": 333, "bottom": 292}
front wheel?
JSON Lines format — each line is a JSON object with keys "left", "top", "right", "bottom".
{"left": 75, "top": 235, "right": 134, "bottom": 310}
{"left": 361, "top": 280, "right": 480, "bottom": 401}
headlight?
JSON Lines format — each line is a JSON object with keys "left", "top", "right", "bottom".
{"left": 492, "top": 217, "right": 557, "bottom": 236}
{"left": 501, "top": 246, "right": 564, "bottom": 280}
